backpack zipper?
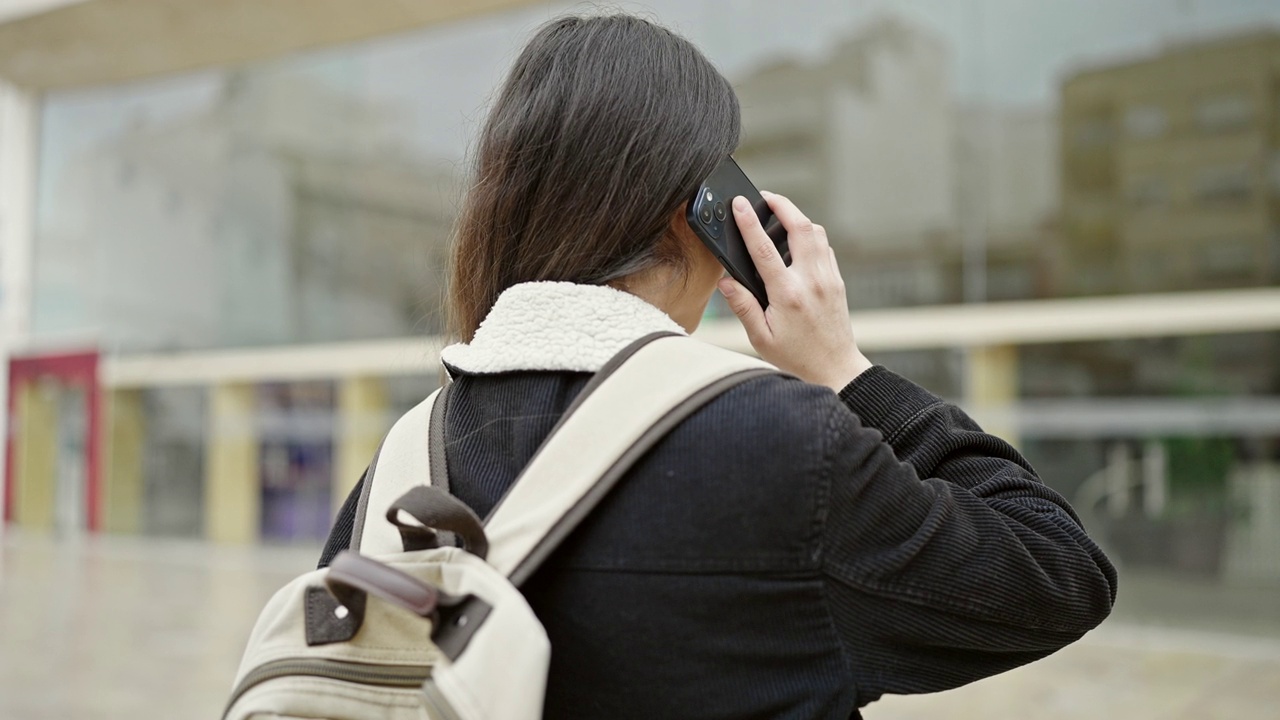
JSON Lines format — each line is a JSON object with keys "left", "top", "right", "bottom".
{"left": 422, "top": 677, "right": 464, "bottom": 720}
{"left": 223, "top": 657, "right": 434, "bottom": 718}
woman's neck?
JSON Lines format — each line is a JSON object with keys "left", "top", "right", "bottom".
{"left": 610, "top": 267, "right": 708, "bottom": 333}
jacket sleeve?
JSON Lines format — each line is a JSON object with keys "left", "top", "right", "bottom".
{"left": 818, "top": 366, "right": 1117, "bottom": 707}
{"left": 317, "top": 474, "right": 363, "bottom": 569}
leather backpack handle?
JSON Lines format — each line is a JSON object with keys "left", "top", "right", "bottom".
{"left": 385, "top": 485, "right": 489, "bottom": 559}
{"left": 325, "top": 551, "right": 440, "bottom": 619}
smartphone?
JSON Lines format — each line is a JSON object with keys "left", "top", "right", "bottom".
{"left": 686, "top": 156, "right": 790, "bottom": 309}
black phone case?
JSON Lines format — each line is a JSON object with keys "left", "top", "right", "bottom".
{"left": 686, "top": 157, "right": 790, "bottom": 309}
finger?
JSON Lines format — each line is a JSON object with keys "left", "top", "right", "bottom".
{"left": 806, "top": 224, "right": 832, "bottom": 275}
{"left": 732, "top": 196, "right": 788, "bottom": 284}
{"left": 718, "top": 277, "right": 770, "bottom": 345}
{"left": 827, "top": 248, "right": 847, "bottom": 291}
{"left": 762, "top": 192, "right": 823, "bottom": 264}
{"left": 811, "top": 223, "right": 831, "bottom": 253}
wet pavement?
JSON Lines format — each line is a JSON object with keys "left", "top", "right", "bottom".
{"left": 3, "top": 530, "right": 1279, "bottom": 719}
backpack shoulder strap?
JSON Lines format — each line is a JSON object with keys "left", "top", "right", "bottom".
{"left": 483, "top": 333, "right": 778, "bottom": 585}
{"left": 352, "top": 386, "right": 445, "bottom": 555}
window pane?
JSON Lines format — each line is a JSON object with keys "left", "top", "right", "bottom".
{"left": 1194, "top": 162, "right": 1253, "bottom": 203}
{"left": 1196, "top": 91, "right": 1253, "bottom": 133}
{"left": 1124, "top": 104, "right": 1168, "bottom": 139}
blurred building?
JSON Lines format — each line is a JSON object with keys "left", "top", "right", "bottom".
{"left": 1049, "top": 31, "right": 1280, "bottom": 399}
{"left": 953, "top": 103, "right": 1061, "bottom": 302}
{"left": 1060, "top": 30, "right": 1280, "bottom": 297}
{"left": 37, "top": 72, "right": 458, "bottom": 352}
{"left": 735, "top": 16, "right": 955, "bottom": 309}
{"left": 735, "top": 15, "right": 1061, "bottom": 309}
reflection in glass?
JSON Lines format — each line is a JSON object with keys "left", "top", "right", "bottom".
{"left": 24, "top": 0, "right": 1280, "bottom": 641}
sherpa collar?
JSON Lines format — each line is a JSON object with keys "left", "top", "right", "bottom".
{"left": 440, "top": 281, "right": 687, "bottom": 375}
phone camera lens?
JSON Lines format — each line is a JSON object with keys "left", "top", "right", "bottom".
{"left": 714, "top": 201, "right": 726, "bottom": 221}
{"left": 699, "top": 204, "right": 714, "bottom": 224}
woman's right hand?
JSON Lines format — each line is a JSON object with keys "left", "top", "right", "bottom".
{"left": 717, "top": 192, "right": 873, "bottom": 393}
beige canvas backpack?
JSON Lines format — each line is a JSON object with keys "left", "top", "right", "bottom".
{"left": 224, "top": 333, "right": 775, "bottom": 720}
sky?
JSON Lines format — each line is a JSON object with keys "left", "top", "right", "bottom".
{"left": 36, "top": 0, "right": 1280, "bottom": 217}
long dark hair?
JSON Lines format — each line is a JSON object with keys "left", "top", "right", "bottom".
{"left": 448, "top": 14, "right": 740, "bottom": 341}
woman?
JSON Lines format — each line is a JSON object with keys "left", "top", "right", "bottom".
{"left": 321, "top": 14, "right": 1117, "bottom": 718}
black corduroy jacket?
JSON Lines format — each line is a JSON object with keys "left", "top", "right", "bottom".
{"left": 320, "top": 362, "right": 1117, "bottom": 718}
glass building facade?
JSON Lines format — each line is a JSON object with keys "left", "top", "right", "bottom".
{"left": 7, "top": 0, "right": 1280, "bottom": 640}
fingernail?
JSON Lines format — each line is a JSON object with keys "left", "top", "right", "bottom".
{"left": 718, "top": 278, "right": 736, "bottom": 296}
{"left": 733, "top": 196, "right": 749, "bottom": 213}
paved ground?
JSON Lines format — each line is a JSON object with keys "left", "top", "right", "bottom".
{"left": 3, "top": 530, "right": 1280, "bottom": 719}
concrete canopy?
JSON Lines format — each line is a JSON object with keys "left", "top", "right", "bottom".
{"left": 0, "top": 0, "right": 544, "bottom": 91}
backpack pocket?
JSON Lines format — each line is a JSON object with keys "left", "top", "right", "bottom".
{"left": 224, "top": 657, "right": 463, "bottom": 720}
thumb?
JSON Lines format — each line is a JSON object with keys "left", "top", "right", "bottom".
{"left": 718, "top": 278, "right": 770, "bottom": 345}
